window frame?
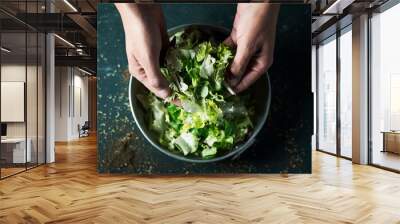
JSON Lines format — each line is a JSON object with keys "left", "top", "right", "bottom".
{"left": 315, "top": 23, "right": 353, "bottom": 161}
{"left": 0, "top": 0, "right": 48, "bottom": 180}
{"left": 367, "top": 0, "right": 400, "bottom": 173}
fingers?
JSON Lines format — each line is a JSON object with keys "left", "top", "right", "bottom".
{"left": 171, "top": 98, "right": 182, "bottom": 107}
{"left": 129, "top": 55, "right": 171, "bottom": 99}
{"left": 144, "top": 62, "right": 171, "bottom": 99}
{"left": 223, "top": 36, "right": 234, "bottom": 47}
{"left": 228, "top": 42, "right": 253, "bottom": 86}
{"left": 233, "top": 54, "right": 271, "bottom": 93}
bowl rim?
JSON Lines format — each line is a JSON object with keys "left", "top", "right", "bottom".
{"left": 128, "top": 24, "right": 271, "bottom": 163}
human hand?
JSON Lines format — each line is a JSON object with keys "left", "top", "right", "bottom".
{"left": 116, "top": 4, "right": 170, "bottom": 99}
{"left": 225, "top": 3, "right": 279, "bottom": 93}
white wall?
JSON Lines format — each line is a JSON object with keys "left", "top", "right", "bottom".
{"left": 1, "top": 64, "right": 46, "bottom": 164}
{"left": 72, "top": 73, "right": 89, "bottom": 138}
{"left": 1, "top": 82, "right": 25, "bottom": 122}
{"left": 54, "top": 67, "right": 89, "bottom": 141}
{"left": 1, "top": 65, "right": 42, "bottom": 137}
{"left": 55, "top": 67, "right": 69, "bottom": 141}
{"left": 1, "top": 65, "right": 26, "bottom": 134}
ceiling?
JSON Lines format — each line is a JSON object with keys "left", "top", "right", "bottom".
{"left": 1, "top": 32, "right": 45, "bottom": 64}
{"left": 311, "top": 0, "right": 391, "bottom": 43}
{"left": 0, "top": 0, "right": 98, "bottom": 73}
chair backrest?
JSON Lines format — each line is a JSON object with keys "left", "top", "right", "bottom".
{"left": 82, "top": 121, "right": 90, "bottom": 129}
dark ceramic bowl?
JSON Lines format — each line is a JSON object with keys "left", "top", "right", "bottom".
{"left": 129, "top": 24, "right": 271, "bottom": 163}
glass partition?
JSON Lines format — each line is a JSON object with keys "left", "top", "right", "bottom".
{"left": 1, "top": 30, "right": 28, "bottom": 177}
{"left": 38, "top": 32, "right": 45, "bottom": 165}
{"left": 27, "top": 31, "right": 38, "bottom": 169}
{"left": 339, "top": 27, "right": 352, "bottom": 158}
{"left": 0, "top": 1, "right": 46, "bottom": 179}
{"left": 370, "top": 3, "right": 400, "bottom": 171}
{"left": 317, "top": 35, "right": 337, "bottom": 154}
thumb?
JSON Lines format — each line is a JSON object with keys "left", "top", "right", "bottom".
{"left": 144, "top": 61, "right": 171, "bottom": 99}
{"left": 223, "top": 36, "right": 234, "bottom": 48}
{"left": 229, "top": 42, "right": 253, "bottom": 86}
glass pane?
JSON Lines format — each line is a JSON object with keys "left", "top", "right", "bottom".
{"left": 27, "top": 31, "right": 38, "bottom": 169}
{"left": 312, "top": 45, "right": 317, "bottom": 150}
{"left": 318, "top": 36, "right": 337, "bottom": 154}
{"left": 371, "top": 3, "right": 400, "bottom": 171}
{"left": 26, "top": 0, "right": 39, "bottom": 170}
{"left": 0, "top": 1, "right": 46, "bottom": 178}
{"left": 38, "top": 33, "right": 45, "bottom": 165}
{"left": 1, "top": 31, "right": 27, "bottom": 177}
{"left": 340, "top": 29, "right": 352, "bottom": 158}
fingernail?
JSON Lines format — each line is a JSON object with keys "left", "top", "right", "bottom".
{"left": 228, "top": 76, "right": 240, "bottom": 86}
{"left": 233, "top": 86, "right": 242, "bottom": 94}
{"left": 157, "top": 88, "right": 170, "bottom": 99}
{"left": 172, "top": 99, "right": 182, "bottom": 107}
{"left": 230, "top": 62, "right": 244, "bottom": 76}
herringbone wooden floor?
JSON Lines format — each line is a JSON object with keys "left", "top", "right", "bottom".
{"left": 1, "top": 135, "right": 400, "bottom": 224}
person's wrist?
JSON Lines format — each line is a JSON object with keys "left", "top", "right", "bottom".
{"left": 116, "top": 4, "right": 161, "bottom": 20}
{"left": 116, "top": 4, "right": 161, "bottom": 29}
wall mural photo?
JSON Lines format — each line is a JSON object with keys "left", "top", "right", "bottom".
{"left": 97, "top": 3, "right": 312, "bottom": 174}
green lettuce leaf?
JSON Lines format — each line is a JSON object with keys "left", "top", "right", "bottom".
{"left": 138, "top": 29, "right": 254, "bottom": 159}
